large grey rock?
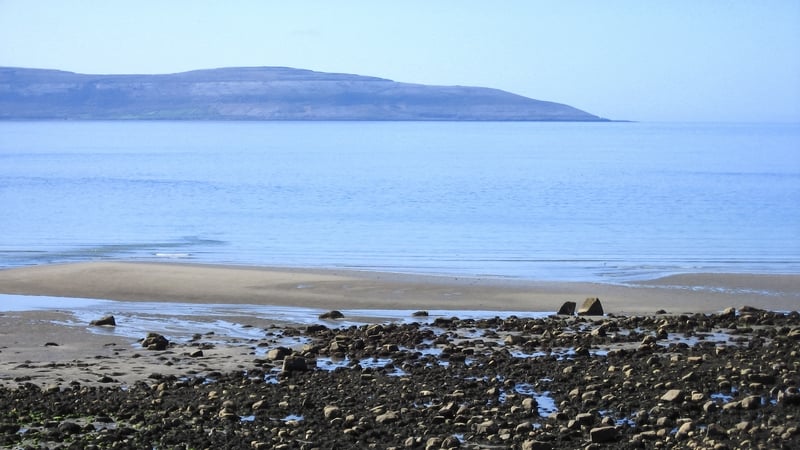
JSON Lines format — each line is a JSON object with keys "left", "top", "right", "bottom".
{"left": 557, "top": 301, "right": 576, "bottom": 315}
{"left": 577, "top": 297, "right": 604, "bottom": 316}
{"left": 266, "top": 346, "right": 291, "bottom": 361}
{"left": 590, "top": 426, "right": 618, "bottom": 443}
{"left": 90, "top": 315, "right": 116, "bottom": 326}
{"left": 141, "top": 332, "right": 169, "bottom": 350}
{"left": 281, "top": 355, "right": 309, "bottom": 372}
{"left": 319, "top": 310, "right": 345, "bottom": 320}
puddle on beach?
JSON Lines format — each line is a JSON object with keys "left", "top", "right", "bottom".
{"left": 316, "top": 356, "right": 408, "bottom": 376}
{"left": 0, "top": 293, "right": 551, "bottom": 345}
{"left": 240, "top": 414, "right": 303, "bottom": 423}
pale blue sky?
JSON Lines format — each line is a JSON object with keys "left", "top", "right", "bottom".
{"left": 1, "top": 1, "right": 798, "bottom": 122}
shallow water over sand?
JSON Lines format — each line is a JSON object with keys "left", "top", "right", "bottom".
{"left": 0, "top": 293, "right": 552, "bottom": 342}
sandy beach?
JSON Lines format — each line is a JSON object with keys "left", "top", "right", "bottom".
{"left": 2, "top": 261, "right": 798, "bottom": 313}
{"left": 0, "top": 261, "right": 797, "bottom": 388}
{"left": 1, "top": 262, "right": 799, "bottom": 448}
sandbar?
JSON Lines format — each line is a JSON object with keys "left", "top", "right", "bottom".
{"left": 1, "top": 261, "right": 798, "bottom": 314}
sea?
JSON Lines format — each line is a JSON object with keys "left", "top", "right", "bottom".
{"left": 1, "top": 120, "right": 798, "bottom": 283}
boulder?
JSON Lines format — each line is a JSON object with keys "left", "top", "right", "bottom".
{"left": 557, "top": 301, "right": 576, "bottom": 315}
{"left": 90, "top": 315, "right": 116, "bottom": 326}
{"left": 282, "top": 355, "right": 309, "bottom": 372}
{"left": 305, "top": 324, "right": 328, "bottom": 333}
{"left": 590, "top": 426, "right": 618, "bottom": 443}
{"left": 266, "top": 346, "right": 291, "bottom": 361}
{"left": 141, "top": 333, "right": 169, "bottom": 351}
{"left": 577, "top": 297, "right": 604, "bottom": 316}
{"left": 319, "top": 310, "right": 344, "bottom": 320}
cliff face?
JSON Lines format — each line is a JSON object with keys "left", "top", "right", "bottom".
{"left": 0, "top": 66, "right": 606, "bottom": 121}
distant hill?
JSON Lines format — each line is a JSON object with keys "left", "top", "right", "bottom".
{"left": 0, "top": 66, "right": 607, "bottom": 121}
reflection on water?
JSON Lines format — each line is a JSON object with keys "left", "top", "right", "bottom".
{"left": 0, "top": 293, "right": 551, "bottom": 344}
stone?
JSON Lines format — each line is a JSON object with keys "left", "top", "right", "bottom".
{"left": 589, "top": 426, "right": 618, "bottom": 443}
{"left": 522, "top": 440, "right": 553, "bottom": 450}
{"left": 676, "top": 421, "right": 694, "bottom": 439}
{"left": 375, "top": 410, "right": 399, "bottom": 424}
{"left": 441, "top": 435, "right": 460, "bottom": 448}
{"left": 515, "top": 422, "right": 533, "bottom": 433}
{"left": 319, "top": 310, "right": 344, "bottom": 320}
{"left": 323, "top": 405, "right": 341, "bottom": 419}
{"left": 557, "top": 301, "right": 576, "bottom": 315}
{"left": 305, "top": 324, "right": 328, "bottom": 333}
{"left": 578, "top": 297, "right": 604, "bottom": 316}
{"left": 424, "top": 437, "right": 443, "bottom": 450}
{"left": 778, "top": 387, "right": 800, "bottom": 405}
{"left": 90, "top": 315, "right": 116, "bottom": 326}
{"left": 748, "top": 373, "right": 775, "bottom": 385}
{"left": 412, "top": 310, "right": 429, "bottom": 317}
{"left": 266, "top": 347, "right": 291, "bottom": 361}
{"left": 281, "top": 355, "right": 309, "bottom": 372}
{"left": 141, "top": 332, "right": 169, "bottom": 350}
{"left": 58, "top": 421, "right": 83, "bottom": 435}
{"left": 706, "top": 423, "right": 726, "bottom": 438}
{"left": 252, "top": 400, "right": 269, "bottom": 411}
{"left": 576, "top": 412, "right": 595, "bottom": 426}
{"left": 218, "top": 409, "right": 237, "bottom": 420}
{"left": 521, "top": 397, "right": 538, "bottom": 414}
{"left": 660, "top": 389, "right": 684, "bottom": 403}
{"left": 475, "top": 420, "right": 497, "bottom": 434}
{"left": 740, "top": 395, "right": 762, "bottom": 410}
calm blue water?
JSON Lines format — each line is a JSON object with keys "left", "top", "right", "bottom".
{"left": 1, "top": 121, "right": 798, "bottom": 282}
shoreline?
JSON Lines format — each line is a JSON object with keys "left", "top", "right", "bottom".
{"left": 2, "top": 262, "right": 799, "bottom": 449}
{"left": 1, "top": 261, "right": 798, "bottom": 314}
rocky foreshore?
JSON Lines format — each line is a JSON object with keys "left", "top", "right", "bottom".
{"left": 2, "top": 306, "right": 799, "bottom": 449}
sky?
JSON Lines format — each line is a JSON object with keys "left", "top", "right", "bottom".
{"left": 1, "top": 1, "right": 799, "bottom": 122}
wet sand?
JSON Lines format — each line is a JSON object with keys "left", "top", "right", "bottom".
{"left": 0, "top": 261, "right": 798, "bottom": 389}
{"left": 1, "top": 261, "right": 798, "bottom": 313}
